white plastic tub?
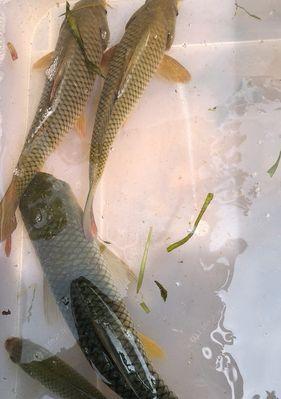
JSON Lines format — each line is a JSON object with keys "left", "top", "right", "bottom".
{"left": 1, "top": 0, "right": 281, "bottom": 398}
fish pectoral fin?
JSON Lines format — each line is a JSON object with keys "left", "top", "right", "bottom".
{"left": 33, "top": 51, "right": 55, "bottom": 70}
{"left": 75, "top": 112, "right": 87, "bottom": 138}
{"left": 117, "top": 28, "right": 151, "bottom": 98}
{"left": 137, "top": 332, "right": 166, "bottom": 360}
{"left": 99, "top": 242, "right": 137, "bottom": 297}
{"left": 157, "top": 54, "right": 191, "bottom": 83}
{"left": 101, "top": 45, "right": 117, "bottom": 75}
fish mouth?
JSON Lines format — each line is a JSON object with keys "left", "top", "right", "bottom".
{"left": 5, "top": 337, "right": 22, "bottom": 363}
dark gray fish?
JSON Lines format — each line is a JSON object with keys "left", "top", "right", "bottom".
{"left": 19, "top": 172, "right": 178, "bottom": 398}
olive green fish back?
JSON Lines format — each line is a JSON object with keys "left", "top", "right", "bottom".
{"left": 15, "top": 0, "right": 109, "bottom": 197}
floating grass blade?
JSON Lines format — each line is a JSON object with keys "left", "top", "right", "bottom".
{"left": 137, "top": 227, "right": 153, "bottom": 294}
{"left": 140, "top": 302, "right": 151, "bottom": 313}
{"left": 65, "top": 1, "right": 104, "bottom": 78}
{"left": 167, "top": 193, "right": 214, "bottom": 253}
{"left": 267, "top": 150, "right": 281, "bottom": 177}
{"left": 234, "top": 2, "right": 261, "bottom": 20}
{"left": 154, "top": 281, "right": 168, "bottom": 302}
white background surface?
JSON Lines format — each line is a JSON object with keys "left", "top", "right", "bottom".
{"left": 0, "top": 0, "right": 281, "bottom": 398}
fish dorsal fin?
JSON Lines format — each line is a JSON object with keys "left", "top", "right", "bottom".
{"left": 157, "top": 54, "right": 191, "bottom": 83}
{"left": 137, "top": 332, "right": 166, "bottom": 360}
{"left": 33, "top": 51, "right": 55, "bottom": 70}
{"left": 116, "top": 28, "right": 151, "bottom": 100}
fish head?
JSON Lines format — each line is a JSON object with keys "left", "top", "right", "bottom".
{"left": 19, "top": 173, "right": 70, "bottom": 241}
{"left": 71, "top": 0, "right": 110, "bottom": 49}
{"left": 144, "top": 0, "right": 179, "bottom": 49}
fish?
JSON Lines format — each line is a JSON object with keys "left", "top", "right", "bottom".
{"left": 83, "top": 0, "right": 190, "bottom": 238}
{"left": 71, "top": 277, "right": 157, "bottom": 398}
{"left": 19, "top": 172, "right": 177, "bottom": 398}
{"left": 0, "top": 0, "right": 110, "bottom": 243}
{"left": 5, "top": 337, "right": 107, "bottom": 399}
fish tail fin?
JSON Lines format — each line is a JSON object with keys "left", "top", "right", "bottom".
{"left": 83, "top": 185, "right": 97, "bottom": 240}
{"left": 0, "top": 180, "right": 18, "bottom": 243}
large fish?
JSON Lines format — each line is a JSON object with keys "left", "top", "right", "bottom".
{"left": 0, "top": 0, "right": 109, "bottom": 243}
{"left": 19, "top": 172, "right": 178, "bottom": 398}
{"left": 83, "top": 0, "right": 190, "bottom": 237}
{"left": 5, "top": 337, "right": 107, "bottom": 399}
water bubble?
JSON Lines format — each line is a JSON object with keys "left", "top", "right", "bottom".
{"left": 202, "top": 346, "right": 212, "bottom": 360}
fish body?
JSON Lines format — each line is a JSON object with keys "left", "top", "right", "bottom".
{"left": 84, "top": 0, "right": 180, "bottom": 237}
{"left": 5, "top": 337, "right": 107, "bottom": 399}
{"left": 19, "top": 172, "right": 178, "bottom": 398}
{"left": 0, "top": 0, "right": 109, "bottom": 241}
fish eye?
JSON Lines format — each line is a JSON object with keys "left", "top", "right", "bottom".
{"left": 31, "top": 208, "right": 47, "bottom": 229}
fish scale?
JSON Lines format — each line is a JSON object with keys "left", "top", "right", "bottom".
{"left": 20, "top": 172, "right": 179, "bottom": 399}
{"left": 0, "top": 0, "right": 109, "bottom": 241}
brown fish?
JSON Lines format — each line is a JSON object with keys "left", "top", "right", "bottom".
{"left": 83, "top": 0, "right": 190, "bottom": 238}
{"left": 0, "top": 0, "right": 109, "bottom": 245}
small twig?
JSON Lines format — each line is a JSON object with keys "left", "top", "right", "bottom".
{"left": 234, "top": 2, "right": 261, "bottom": 20}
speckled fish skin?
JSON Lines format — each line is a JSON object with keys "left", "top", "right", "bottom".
{"left": 84, "top": 0, "right": 179, "bottom": 233}
{"left": 19, "top": 172, "right": 178, "bottom": 399}
{"left": 0, "top": 0, "right": 109, "bottom": 241}
{"left": 5, "top": 337, "right": 107, "bottom": 399}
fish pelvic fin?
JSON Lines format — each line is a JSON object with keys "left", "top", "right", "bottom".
{"left": 0, "top": 179, "right": 18, "bottom": 243}
{"left": 157, "top": 54, "right": 191, "bottom": 83}
{"left": 137, "top": 332, "right": 166, "bottom": 360}
{"left": 33, "top": 51, "right": 55, "bottom": 70}
{"left": 83, "top": 185, "right": 97, "bottom": 240}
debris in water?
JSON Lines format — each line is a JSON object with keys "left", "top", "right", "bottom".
{"left": 167, "top": 193, "right": 214, "bottom": 252}
{"left": 140, "top": 302, "right": 151, "bottom": 314}
{"left": 137, "top": 227, "right": 153, "bottom": 293}
{"left": 7, "top": 42, "right": 18, "bottom": 61}
{"left": 267, "top": 150, "right": 281, "bottom": 177}
{"left": 2, "top": 309, "right": 11, "bottom": 316}
{"left": 234, "top": 2, "right": 261, "bottom": 20}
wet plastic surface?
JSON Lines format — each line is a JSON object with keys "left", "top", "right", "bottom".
{"left": 1, "top": 0, "right": 281, "bottom": 398}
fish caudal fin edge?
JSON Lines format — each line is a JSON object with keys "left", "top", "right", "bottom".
{"left": 83, "top": 186, "right": 97, "bottom": 240}
{"left": 0, "top": 180, "right": 18, "bottom": 243}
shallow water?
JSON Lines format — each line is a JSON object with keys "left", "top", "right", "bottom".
{"left": 1, "top": 0, "right": 281, "bottom": 398}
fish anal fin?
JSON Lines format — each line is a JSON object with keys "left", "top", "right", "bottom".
{"left": 137, "top": 332, "right": 166, "bottom": 360}
{"left": 33, "top": 51, "right": 55, "bottom": 70}
{"left": 157, "top": 54, "right": 191, "bottom": 83}
{"left": 75, "top": 112, "right": 87, "bottom": 138}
